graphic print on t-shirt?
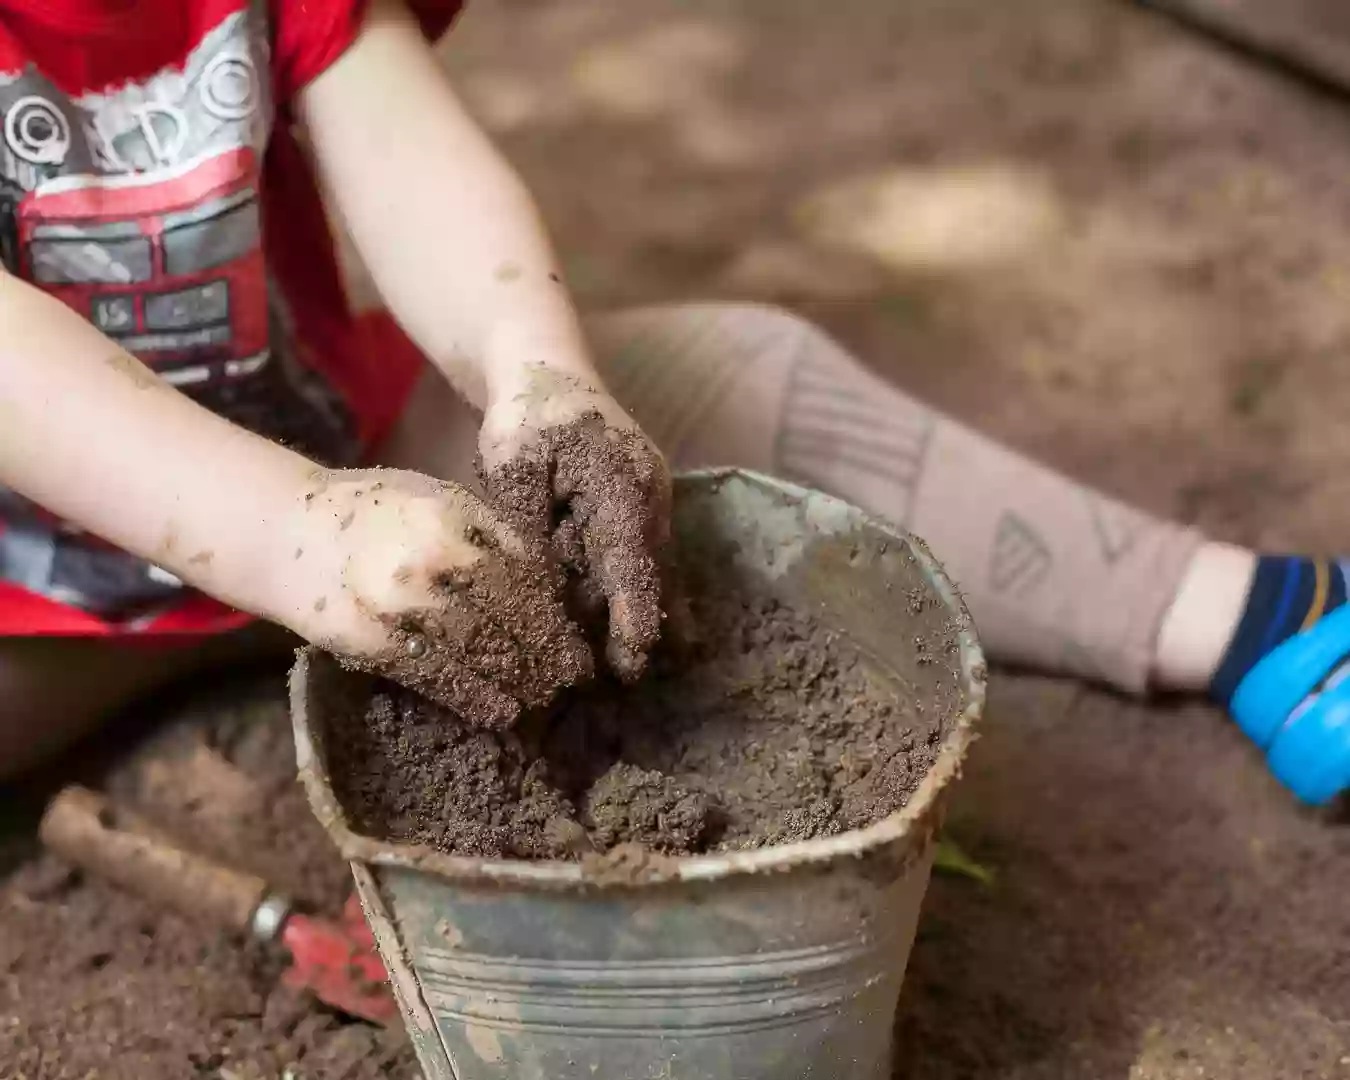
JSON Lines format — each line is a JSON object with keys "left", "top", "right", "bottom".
{"left": 0, "top": 6, "right": 359, "bottom": 619}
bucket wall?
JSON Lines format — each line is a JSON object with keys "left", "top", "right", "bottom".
{"left": 362, "top": 838, "right": 934, "bottom": 1079}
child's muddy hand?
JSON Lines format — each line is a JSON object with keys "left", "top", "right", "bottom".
{"left": 294, "top": 468, "right": 592, "bottom": 728}
{"left": 477, "top": 364, "right": 673, "bottom": 681}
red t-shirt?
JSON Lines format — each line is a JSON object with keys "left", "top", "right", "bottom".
{"left": 0, "top": 0, "right": 461, "bottom": 635}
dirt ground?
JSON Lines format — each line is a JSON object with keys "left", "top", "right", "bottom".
{"left": 7, "top": 0, "right": 1350, "bottom": 1075}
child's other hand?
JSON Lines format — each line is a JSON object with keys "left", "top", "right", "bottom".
{"left": 293, "top": 468, "right": 592, "bottom": 727}
{"left": 477, "top": 364, "right": 673, "bottom": 680}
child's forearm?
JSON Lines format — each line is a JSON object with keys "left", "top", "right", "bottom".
{"left": 297, "top": 0, "right": 593, "bottom": 409}
{"left": 0, "top": 273, "right": 322, "bottom": 628}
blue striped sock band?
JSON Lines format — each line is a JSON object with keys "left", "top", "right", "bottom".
{"left": 1210, "top": 555, "right": 1347, "bottom": 706}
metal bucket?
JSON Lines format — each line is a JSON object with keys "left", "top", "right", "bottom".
{"left": 290, "top": 469, "right": 985, "bottom": 1080}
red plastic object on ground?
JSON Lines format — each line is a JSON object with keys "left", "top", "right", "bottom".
{"left": 279, "top": 894, "right": 399, "bottom": 1025}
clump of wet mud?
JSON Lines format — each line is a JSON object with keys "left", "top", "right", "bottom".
{"left": 328, "top": 588, "right": 958, "bottom": 859}
{"left": 341, "top": 539, "right": 592, "bottom": 730}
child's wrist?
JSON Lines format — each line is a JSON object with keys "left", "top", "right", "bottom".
{"left": 264, "top": 470, "right": 355, "bottom": 643}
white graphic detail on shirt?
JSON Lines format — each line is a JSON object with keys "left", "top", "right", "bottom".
{"left": 4, "top": 95, "right": 72, "bottom": 166}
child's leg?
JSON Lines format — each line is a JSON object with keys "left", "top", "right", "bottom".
{"left": 0, "top": 630, "right": 287, "bottom": 781}
{"left": 584, "top": 303, "right": 1218, "bottom": 694}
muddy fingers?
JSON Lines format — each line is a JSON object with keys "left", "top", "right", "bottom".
{"left": 477, "top": 365, "right": 677, "bottom": 681}
{"left": 302, "top": 468, "right": 591, "bottom": 726}
{"left": 480, "top": 411, "right": 673, "bottom": 680}
{"left": 582, "top": 491, "right": 664, "bottom": 679}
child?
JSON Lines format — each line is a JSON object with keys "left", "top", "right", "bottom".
{"left": 0, "top": 0, "right": 1346, "bottom": 806}
{"left": 0, "top": 0, "right": 669, "bottom": 767}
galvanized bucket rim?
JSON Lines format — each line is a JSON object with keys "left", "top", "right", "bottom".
{"left": 291, "top": 468, "right": 986, "bottom": 890}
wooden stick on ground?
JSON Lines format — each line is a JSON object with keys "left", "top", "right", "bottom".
{"left": 39, "top": 786, "right": 271, "bottom": 935}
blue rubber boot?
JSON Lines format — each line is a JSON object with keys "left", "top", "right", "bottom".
{"left": 1230, "top": 604, "right": 1350, "bottom": 805}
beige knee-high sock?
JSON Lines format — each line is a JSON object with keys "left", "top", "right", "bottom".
{"left": 587, "top": 303, "right": 1203, "bottom": 694}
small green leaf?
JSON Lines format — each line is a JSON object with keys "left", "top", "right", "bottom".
{"left": 934, "top": 836, "right": 994, "bottom": 886}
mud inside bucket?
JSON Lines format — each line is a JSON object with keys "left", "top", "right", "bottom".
{"left": 290, "top": 469, "right": 985, "bottom": 1080}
